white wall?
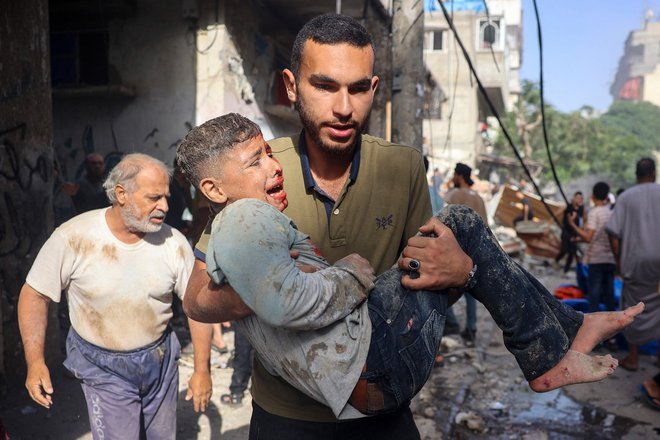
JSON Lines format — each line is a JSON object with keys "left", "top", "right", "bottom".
{"left": 53, "top": 0, "right": 196, "bottom": 178}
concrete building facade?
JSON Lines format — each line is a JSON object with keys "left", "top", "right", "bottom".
{"left": 422, "top": 0, "right": 521, "bottom": 174}
{"left": 611, "top": 13, "right": 660, "bottom": 107}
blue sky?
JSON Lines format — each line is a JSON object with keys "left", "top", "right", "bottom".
{"left": 521, "top": 0, "right": 660, "bottom": 113}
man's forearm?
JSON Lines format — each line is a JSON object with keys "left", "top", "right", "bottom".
{"left": 183, "top": 260, "right": 253, "bottom": 323}
{"left": 188, "top": 318, "right": 212, "bottom": 371}
{"left": 18, "top": 284, "right": 50, "bottom": 366}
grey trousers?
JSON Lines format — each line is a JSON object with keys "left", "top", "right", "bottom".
{"left": 63, "top": 327, "right": 180, "bottom": 440}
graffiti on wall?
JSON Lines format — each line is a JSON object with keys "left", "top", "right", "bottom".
{"left": 0, "top": 122, "right": 50, "bottom": 258}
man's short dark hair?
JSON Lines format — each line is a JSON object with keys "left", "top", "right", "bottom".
{"left": 175, "top": 113, "right": 261, "bottom": 187}
{"left": 592, "top": 182, "right": 610, "bottom": 201}
{"left": 290, "top": 13, "right": 373, "bottom": 77}
{"left": 636, "top": 157, "right": 656, "bottom": 180}
{"left": 574, "top": 191, "right": 583, "bottom": 197}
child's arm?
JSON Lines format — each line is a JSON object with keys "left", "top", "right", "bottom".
{"left": 207, "top": 199, "right": 373, "bottom": 330}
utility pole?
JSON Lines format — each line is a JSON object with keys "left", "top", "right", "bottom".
{"left": 391, "top": 0, "right": 424, "bottom": 149}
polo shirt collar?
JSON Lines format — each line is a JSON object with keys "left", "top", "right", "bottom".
{"left": 298, "top": 131, "right": 361, "bottom": 191}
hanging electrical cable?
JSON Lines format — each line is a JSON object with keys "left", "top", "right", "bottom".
{"left": 436, "top": 0, "right": 563, "bottom": 227}
{"left": 532, "top": 0, "right": 569, "bottom": 206}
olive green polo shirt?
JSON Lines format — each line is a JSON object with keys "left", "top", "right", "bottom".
{"left": 195, "top": 133, "right": 431, "bottom": 421}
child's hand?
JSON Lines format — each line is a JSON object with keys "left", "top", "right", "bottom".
{"left": 336, "top": 254, "right": 376, "bottom": 284}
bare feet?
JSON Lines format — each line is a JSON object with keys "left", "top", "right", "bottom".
{"left": 570, "top": 302, "right": 645, "bottom": 354}
{"left": 529, "top": 350, "right": 618, "bottom": 392}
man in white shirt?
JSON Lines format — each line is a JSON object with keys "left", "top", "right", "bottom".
{"left": 18, "top": 153, "right": 195, "bottom": 440}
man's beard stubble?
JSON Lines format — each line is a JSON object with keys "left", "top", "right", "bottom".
{"left": 120, "top": 201, "right": 165, "bottom": 234}
{"left": 296, "top": 96, "right": 370, "bottom": 159}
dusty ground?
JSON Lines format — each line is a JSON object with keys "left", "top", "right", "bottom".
{"left": 2, "top": 258, "right": 659, "bottom": 439}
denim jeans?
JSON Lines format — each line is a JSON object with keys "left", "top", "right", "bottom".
{"left": 361, "top": 205, "right": 584, "bottom": 414}
{"left": 445, "top": 293, "right": 477, "bottom": 331}
{"left": 587, "top": 263, "right": 616, "bottom": 312}
{"left": 230, "top": 325, "right": 254, "bottom": 396}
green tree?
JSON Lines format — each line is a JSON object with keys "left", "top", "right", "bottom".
{"left": 493, "top": 82, "right": 657, "bottom": 189}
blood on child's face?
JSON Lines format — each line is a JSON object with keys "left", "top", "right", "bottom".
{"left": 220, "top": 135, "right": 288, "bottom": 212}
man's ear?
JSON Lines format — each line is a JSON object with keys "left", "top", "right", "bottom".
{"left": 282, "top": 69, "right": 298, "bottom": 103}
{"left": 371, "top": 75, "right": 379, "bottom": 93}
{"left": 199, "top": 178, "right": 228, "bottom": 205}
{"left": 115, "top": 184, "right": 127, "bottom": 206}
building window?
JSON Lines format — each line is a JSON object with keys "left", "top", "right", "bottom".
{"left": 424, "top": 30, "right": 445, "bottom": 51}
{"left": 479, "top": 19, "right": 501, "bottom": 50}
{"left": 51, "top": 30, "right": 109, "bottom": 86}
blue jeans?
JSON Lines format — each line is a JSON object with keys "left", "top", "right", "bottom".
{"left": 587, "top": 263, "right": 616, "bottom": 312}
{"left": 361, "top": 205, "right": 584, "bottom": 414}
{"left": 230, "top": 325, "right": 254, "bottom": 396}
{"left": 445, "top": 293, "right": 477, "bottom": 331}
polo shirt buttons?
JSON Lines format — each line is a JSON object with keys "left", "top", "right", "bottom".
{"left": 333, "top": 208, "right": 340, "bottom": 215}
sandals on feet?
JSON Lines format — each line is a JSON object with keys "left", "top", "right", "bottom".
{"left": 220, "top": 393, "right": 243, "bottom": 406}
{"left": 212, "top": 345, "right": 229, "bottom": 355}
{"left": 639, "top": 384, "right": 660, "bottom": 411}
{"left": 619, "top": 358, "right": 638, "bottom": 372}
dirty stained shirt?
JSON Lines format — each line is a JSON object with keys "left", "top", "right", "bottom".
{"left": 26, "top": 208, "right": 194, "bottom": 351}
{"left": 207, "top": 198, "right": 373, "bottom": 419}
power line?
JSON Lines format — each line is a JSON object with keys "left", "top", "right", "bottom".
{"left": 436, "top": 0, "right": 563, "bottom": 227}
{"left": 532, "top": 0, "right": 569, "bottom": 206}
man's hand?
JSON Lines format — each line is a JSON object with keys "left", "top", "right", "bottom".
{"left": 398, "top": 217, "right": 473, "bottom": 291}
{"left": 18, "top": 283, "right": 52, "bottom": 409}
{"left": 25, "top": 361, "right": 53, "bottom": 408}
{"left": 185, "top": 371, "right": 212, "bottom": 412}
{"left": 336, "top": 253, "right": 376, "bottom": 284}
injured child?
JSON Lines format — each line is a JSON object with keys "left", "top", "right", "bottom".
{"left": 176, "top": 113, "right": 644, "bottom": 419}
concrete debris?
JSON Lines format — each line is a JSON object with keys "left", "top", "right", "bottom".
{"left": 440, "top": 336, "right": 460, "bottom": 350}
{"left": 455, "top": 411, "right": 487, "bottom": 433}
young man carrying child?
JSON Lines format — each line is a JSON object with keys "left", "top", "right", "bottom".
{"left": 176, "top": 113, "right": 643, "bottom": 419}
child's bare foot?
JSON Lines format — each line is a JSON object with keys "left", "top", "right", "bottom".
{"left": 529, "top": 350, "right": 618, "bottom": 392}
{"left": 570, "top": 302, "right": 645, "bottom": 353}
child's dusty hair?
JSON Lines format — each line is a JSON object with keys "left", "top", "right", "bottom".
{"left": 175, "top": 113, "right": 262, "bottom": 187}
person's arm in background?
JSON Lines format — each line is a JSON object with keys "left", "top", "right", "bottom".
{"left": 608, "top": 234, "right": 621, "bottom": 275}
{"left": 568, "top": 211, "right": 595, "bottom": 243}
{"left": 185, "top": 317, "right": 214, "bottom": 412}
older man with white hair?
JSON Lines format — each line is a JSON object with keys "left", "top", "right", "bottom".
{"left": 18, "top": 153, "right": 195, "bottom": 439}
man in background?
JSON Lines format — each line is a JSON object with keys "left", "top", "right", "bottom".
{"left": 444, "top": 162, "right": 487, "bottom": 343}
{"left": 606, "top": 157, "right": 660, "bottom": 373}
{"left": 18, "top": 153, "right": 195, "bottom": 439}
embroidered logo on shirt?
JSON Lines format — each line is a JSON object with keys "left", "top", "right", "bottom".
{"left": 375, "top": 214, "right": 394, "bottom": 230}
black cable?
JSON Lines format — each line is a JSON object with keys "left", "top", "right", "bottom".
{"left": 437, "top": 0, "right": 562, "bottom": 227}
{"left": 532, "top": 0, "right": 568, "bottom": 206}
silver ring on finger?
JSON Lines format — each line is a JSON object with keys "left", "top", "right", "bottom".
{"left": 408, "top": 259, "right": 421, "bottom": 271}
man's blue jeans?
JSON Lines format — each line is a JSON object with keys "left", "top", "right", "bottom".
{"left": 587, "top": 263, "right": 616, "bottom": 312}
{"left": 361, "top": 205, "right": 584, "bottom": 414}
